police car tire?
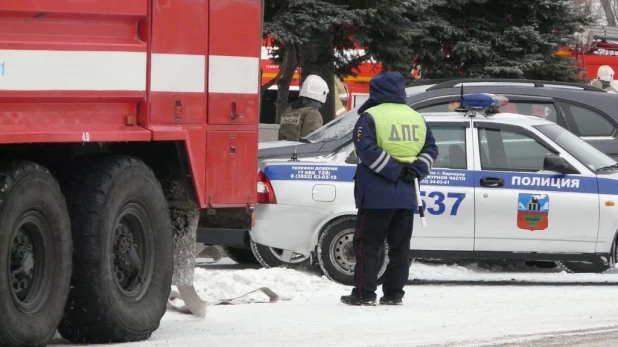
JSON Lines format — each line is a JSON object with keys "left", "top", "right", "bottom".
{"left": 0, "top": 161, "right": 72, "bottom": 347}
{"left": 225, "top": 247, "right": 260, "bottom": 265}
{"left": 317, "top": 216, "right": 389, "bottom": 286}
{"left": 58, "top": 155, "right": 173, "bottom": 343}
{"left": 250, "top": 240, "right": 315, "bottom": 271}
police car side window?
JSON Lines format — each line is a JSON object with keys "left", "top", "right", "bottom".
{"left": 479, "top": 128, "right": 552, "bottom": 172}
{"left": 556, "top": 101, "right": 615, "bottom": 137}
{"left": 430, "top": 126, "right": 467, "bottom": 169}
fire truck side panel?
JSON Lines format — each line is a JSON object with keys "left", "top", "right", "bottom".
{"left": 0, "top": 0, "right": 261, "bottom": 210}
{"left": 0, "top": 0, "right": 150, "bottom": 143}
{"left": 149, "top": 0, "right": 207, "bottom": 125}
{"left": 202, "top": 0, "right": 261, "bottom": 207}
{"left": 207, "top": 0, "right": 261, "bottom": 126}
{"left": 205, "top": 130, "right": 258, "bottom": 206}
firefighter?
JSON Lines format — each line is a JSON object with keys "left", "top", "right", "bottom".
{"left": 340, "top": 71, "right": 438, "bottom": 306}
{"left": 278, "top": 75, "right": 329, "bottom": 141}
{"left": 596, "top": 65, "right": 616, "bottom": 91}
{"left": 334, "top": 75, "right": 349, "bottom": 117}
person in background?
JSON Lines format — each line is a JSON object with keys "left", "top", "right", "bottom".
{"left": 278, "top": 75, "right": 329, "bottom": 141}
{"left": 596, "top": 65, "right": 617, "bottom": 91}
{"left": 340, "top": 71, "right": 438, "bottom": 306}
{"left": 334, "top": 75, "right": 349, "bottom": 117}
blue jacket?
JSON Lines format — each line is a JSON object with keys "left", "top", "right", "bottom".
{"left": 353, "top": 72, "right": 439, "bottom": 210}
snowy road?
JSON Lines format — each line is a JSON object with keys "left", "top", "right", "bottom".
{"left": 50, "top": 259, "right": 618, "bottom": 347}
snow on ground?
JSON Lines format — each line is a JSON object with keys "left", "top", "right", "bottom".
{"left": 408, "top": 260, "right": 618, "bottom": 283}
{"left": 52, "top": 260, "right": 618, "bottom": 347}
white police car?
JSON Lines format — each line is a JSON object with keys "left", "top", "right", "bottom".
{"left": 249, "top": 93, "right": 618, "bottom": 285}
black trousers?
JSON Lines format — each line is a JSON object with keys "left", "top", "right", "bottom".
{"left": 351, "top": 209, "right": 414, "bottom": 301}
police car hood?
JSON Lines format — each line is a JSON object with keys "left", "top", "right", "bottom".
{"left": 258, "top": 140, "right": 304, "bottom": 149}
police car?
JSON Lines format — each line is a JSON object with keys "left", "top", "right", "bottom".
{"left": 249, "top": 93, "right": 618, "bottom": 285}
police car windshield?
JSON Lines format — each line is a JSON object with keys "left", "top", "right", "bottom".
{"left": 302, "top": 109, "right": 359, "bottom": 143}
{"left": 534, "top": 123, "right": 617, "bottom": 172}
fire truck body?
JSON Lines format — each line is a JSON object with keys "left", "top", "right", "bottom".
{"left": 0, "top": 1, "right": 261, "bottom": 346}
{"left": 559, "top": 26, "right": 618, "bottom": 81}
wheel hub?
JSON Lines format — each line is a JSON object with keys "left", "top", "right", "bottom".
{"left": 8, "top": 212, "right": 51, "bottom": 314}
{"left": 331, "top": 230, "right": 356, "bottom": 274}
{"left": 10, "top": 232, "right": 36, "bottom": 300}
{"left": 110, "top": 203, "right": 154, "bottom": 301}
{"left": 113, "top": 224, "right": 141, "bottom": 291}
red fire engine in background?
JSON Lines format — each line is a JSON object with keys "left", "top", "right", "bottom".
{"left": 0, "top": 1, "right": 262, "bottom": 346}
{"left": 558, "top": 26, "right": 618, "bottom": 81}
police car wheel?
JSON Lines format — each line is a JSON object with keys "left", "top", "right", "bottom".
{"left": 250, "top": 240, "right": 314, "bottom": 270}
{"left": 317, "top": 216, "right": 389, "bottom": 286}
{"left": 224, "top": 247, "right": 260, "bottom": 265}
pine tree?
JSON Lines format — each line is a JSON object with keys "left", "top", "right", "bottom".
{"left": 416, "top": 0, "right": 591, "bottom": 82}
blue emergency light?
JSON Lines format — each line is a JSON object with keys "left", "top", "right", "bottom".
{"left": 460, "top": 93, "right": 509, "bottom": 110}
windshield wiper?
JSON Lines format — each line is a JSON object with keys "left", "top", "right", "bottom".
{"left": 596, "top": 163, "right": 618, "bottom": 172}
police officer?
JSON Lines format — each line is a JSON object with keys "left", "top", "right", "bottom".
{"left": 340, "top": 71, "right": 438, "bottom": 306}
{"left": 278, "top": 74, "right": 329, "bottom": 141}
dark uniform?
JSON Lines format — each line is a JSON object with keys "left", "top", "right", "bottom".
{"left": 341, "top": 71, "right": 439, "bottom": 306}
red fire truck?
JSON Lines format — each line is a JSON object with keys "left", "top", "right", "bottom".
{"left": 0, "top": 1, "right": 262, "bottom": 346}
{"left": 558, "top": 26, "right": 618, "bottom": 80}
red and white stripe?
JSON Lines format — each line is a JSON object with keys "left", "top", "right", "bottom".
{"left": 0, "top": 50, "right": 258, "bottom": 94}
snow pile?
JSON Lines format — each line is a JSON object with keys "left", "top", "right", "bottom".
{"left": 172, "top": 267, "right": 345, "bottom": 305}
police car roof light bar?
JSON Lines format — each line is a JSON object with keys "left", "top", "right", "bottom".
{"left": 425, "top": 78, "right": 606, "bottom": 92}
{"left": 460, "top": 93, "right": 509, "bottom": 111}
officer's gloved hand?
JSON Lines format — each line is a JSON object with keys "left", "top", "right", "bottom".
{"left": 399, "top": 165, "right": 418, "bottom": 183}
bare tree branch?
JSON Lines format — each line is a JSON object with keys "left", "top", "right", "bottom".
{"left": 601, "top": 0, "right": 617, "bottom": 26}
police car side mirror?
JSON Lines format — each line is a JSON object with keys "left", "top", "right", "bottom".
{"left": 543, "top": 154, "right": 570, "bottom": 174}
{"left": 345, "top": 151, "right": 359, "bottom": 164}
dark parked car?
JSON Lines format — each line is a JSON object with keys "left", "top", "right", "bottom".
{"left": 259, "top": 78, "right": 618, "bottom": 160}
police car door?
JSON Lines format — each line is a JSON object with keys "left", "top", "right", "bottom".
{"left": 472, "top": 121, "right": 599, "bottom": 253}
{"left": 412, "top": 120, "right": 475, "bottom": 251}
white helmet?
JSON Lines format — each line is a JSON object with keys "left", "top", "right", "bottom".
{"left": 598, "top": 65, "right": 615, "bottom": 81}
{"left": 299, "top": 75, "right": 329, "bottom": 103}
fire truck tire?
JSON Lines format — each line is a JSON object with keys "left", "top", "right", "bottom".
{"left": 0, "top": 160, "right": 72, "bottom": 347}
{"left": 224, "top": 246, "right": 259, "bottom": 265}
{"left": 57, "top": 155, "right": 173, "bottom": 343}
{"left": 317, "top": 216, "right": 389, "bottom": 286}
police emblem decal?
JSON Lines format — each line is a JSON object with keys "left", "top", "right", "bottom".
{"left": 356, "top": 126, "right": 362, "bottom": 140}
{"left": 517, "top": 193, "right": 549, "bottom": 231}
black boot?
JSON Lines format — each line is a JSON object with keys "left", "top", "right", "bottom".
{"left": 379, "top": 296, "right": 403, "bottom": 305}
{"left": 340, "top": 295, "right": 376, "bottom": 306}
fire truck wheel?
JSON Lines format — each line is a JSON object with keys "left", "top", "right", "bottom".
{"left": 250, "top": 240, "right": 315, "bottom": 271}
{"left": 0, "top": 161, "right": 72, "bottom": 347}
{"left": 224, "top": 246, "right": 259, "bottom": 264}
{"left": 317, "top": 216, "right": 389, "bottom": 286}
{"left": 58, "top": 155, "right": 173, "bottom": 343}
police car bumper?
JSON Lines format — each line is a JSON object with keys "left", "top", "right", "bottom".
{"left": 249, "top": 204, "right": 332, "bottom": 256}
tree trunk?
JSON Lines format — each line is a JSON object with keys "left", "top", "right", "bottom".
{"left": 274, "top": 45, "right": 298, "bottom": 124}
{"left": 299, "top": 33, "right": 336, "bottom": 124}
{"left": 601, "top": 0, "right": 617, "bottom": 26}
